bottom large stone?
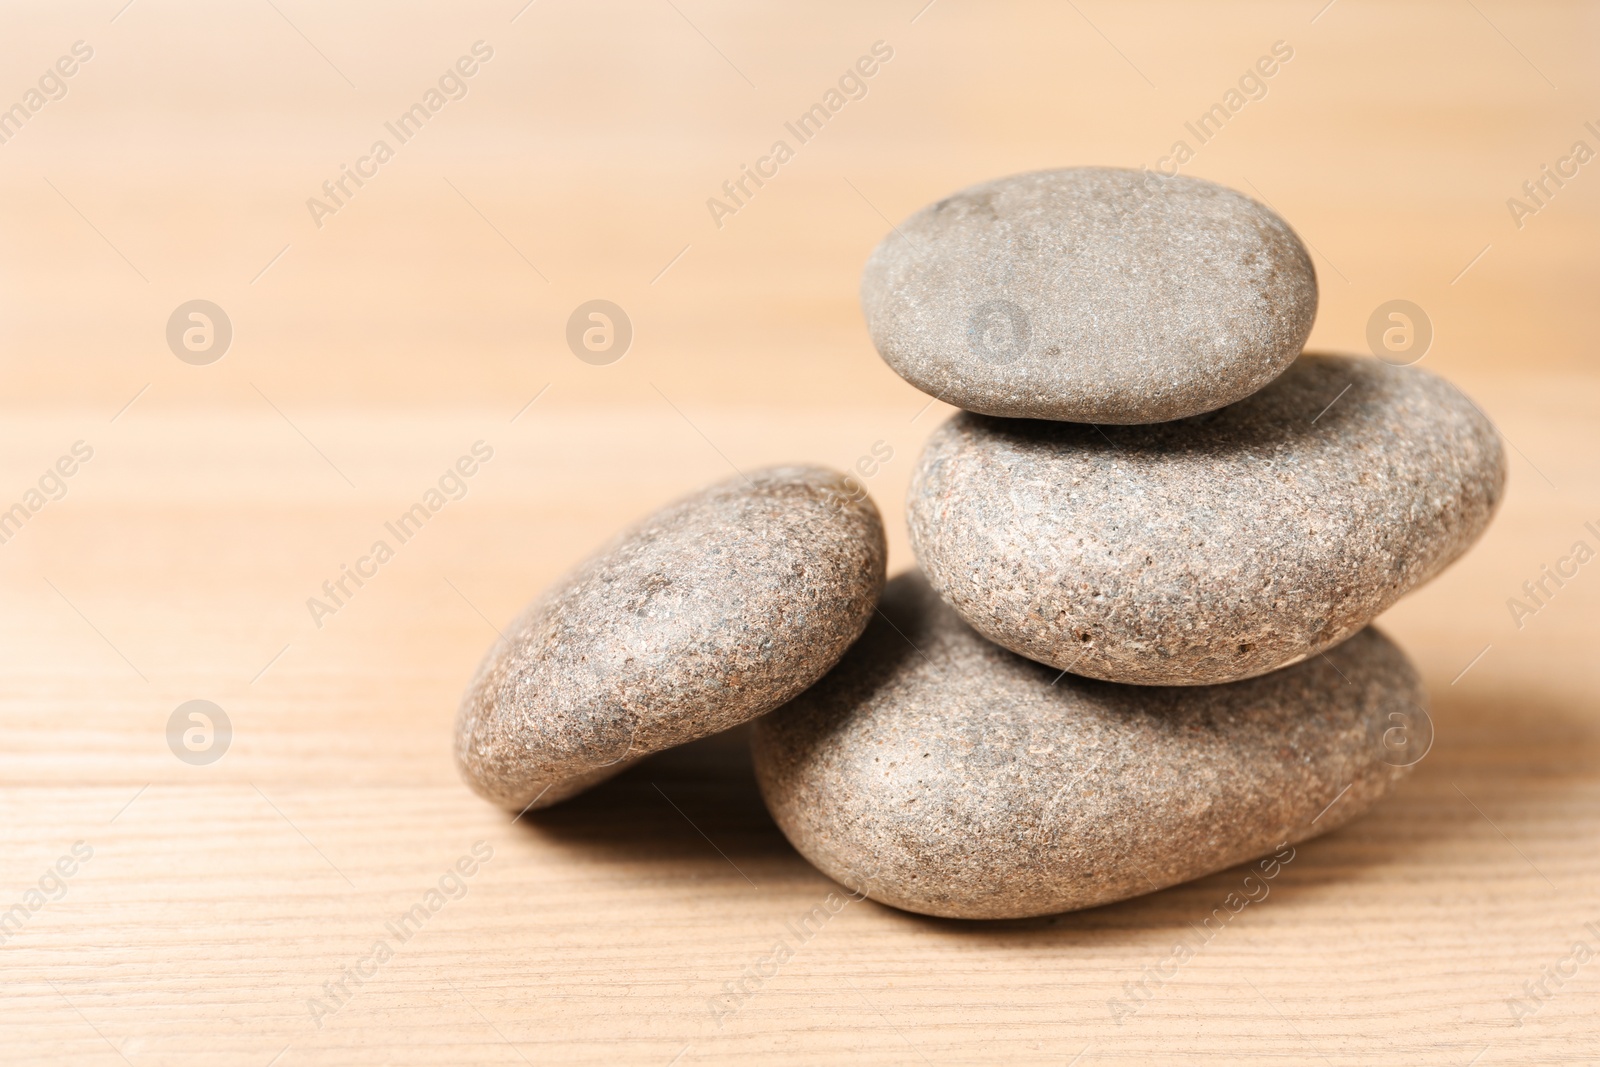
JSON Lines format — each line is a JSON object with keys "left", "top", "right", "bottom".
{"left": 752, "top": 571, "right": 1425, "bottom": 919}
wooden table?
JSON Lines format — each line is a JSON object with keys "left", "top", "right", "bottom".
{"left": 2, "top": 2, "right": 1596, "bottom": 1063}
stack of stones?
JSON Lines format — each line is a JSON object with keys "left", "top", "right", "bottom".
{"left": 455, "top": 167, "right": 1506, "bottom": 921}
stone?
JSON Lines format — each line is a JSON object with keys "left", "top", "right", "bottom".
{"left": 456, "top": 465, "right": 887, "bottom": 811}
{"left": 908, "top": 353, "right": 1505, "bottom": 686}
{"left": 859, "top": 166, "right": 1318, "bottom": 423}
{"left": 752, "top": 571, "right": 1426, "bottom": 920}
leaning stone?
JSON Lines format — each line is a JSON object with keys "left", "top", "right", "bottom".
{"left": 457, "top": 465, "right": 886, "bottom": 811}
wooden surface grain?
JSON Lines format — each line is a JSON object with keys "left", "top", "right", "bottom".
{"left": 2, "top": 2, "right": 1598, "bottom": 1064}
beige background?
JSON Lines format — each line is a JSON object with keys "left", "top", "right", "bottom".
{"left": 1, "top": 1, "right": 1598, "bottom": 1063}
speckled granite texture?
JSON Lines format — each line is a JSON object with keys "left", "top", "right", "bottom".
{"left": 456, "top": 465, "right": 887, "bottom": 812}
{"left": 860, "top": 167, "right": 1317, "bottom": 423}
{"left": 907, "top": 354, "right": 1505, "bottom": 685}
{"left": 752, "top": 571, "right": 1423, "bottom": 920}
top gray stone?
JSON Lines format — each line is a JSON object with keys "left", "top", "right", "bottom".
{"left": 860, "top": 167, "right": 1318, "bottom": 423}
{"left": 455, "top": 465, "right": 886, "bottom": 811}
